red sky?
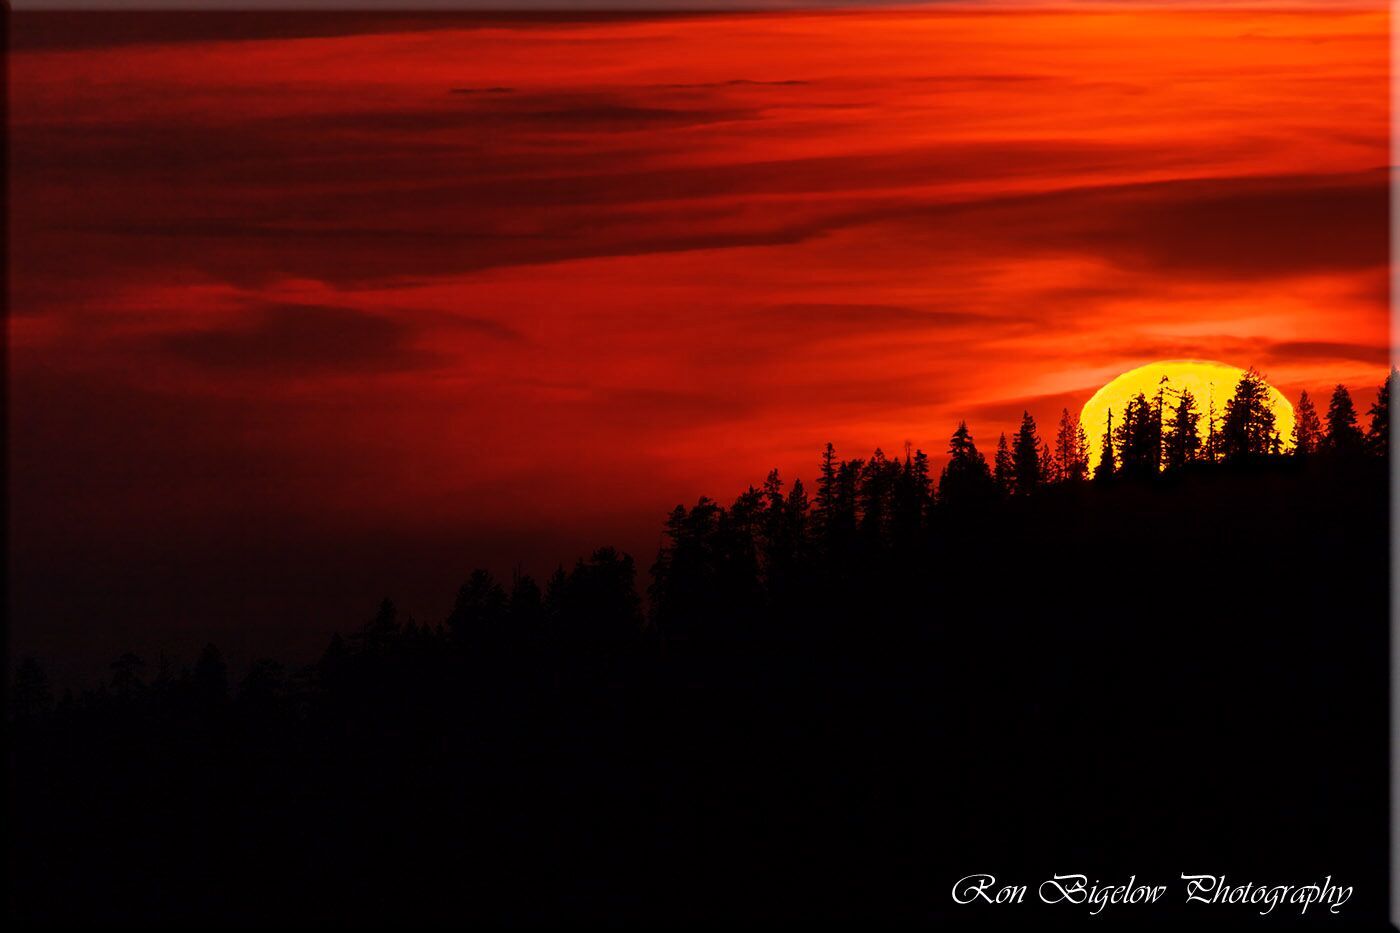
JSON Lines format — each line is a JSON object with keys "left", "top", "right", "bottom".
{"left": 9, "top": 6, "right": 1390, "bottom": 672}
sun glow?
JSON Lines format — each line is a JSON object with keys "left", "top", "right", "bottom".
{"left": 1080, "top": 360, "right": 1295, "bottom": 475}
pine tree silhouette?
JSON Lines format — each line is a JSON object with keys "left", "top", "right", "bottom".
{"left": 1290, "top": 390, "right": 1322, "bottom": 455}
{"left": 1324, "top": 384, "right": 1364, "bottom": 454}
{"left": 1204, "top": 387, "right": 1219, "bottom": 463}
{"left": 650, "top": 498, "right": 722, "bottom": 641}
{"left": 509, "top": 573, "right": 545, "bottom": 641}
{"left": 1052, "top": 408, "right": 1089, "bottom": 483}
{"left": 1162, "top": 387, "right": 1201, "bottom": 470}
{"left": 993, "top": 432, "right": 1014, "bottom": 497}
{"left": 892, "top": 445, "right": 932, "bottom": 549}
{"left": 1151, "top": 375, "right": 1170, "bottom": 470}
{"left": 858, "top": 448, "right": 897, "bottom": 546}
{"left": 562, "top": 547, "right": 642, "bottom": 641}
{"left": 909, "top": 447, "right": 933, "bottom": 513}
{"left": 1367, "top": 367, "right": 1394, "bottom": 455}
{"left": 938, "top": 421, "right": 994, "bottom": 506}
{"left": 364, "top": 597, "right": 399, "bottom": 648}
{"left": 1011, "top": 410, "right": 1042, "bottom": 495}
{"left": 447, "top": 571, "right": 507, "bottom": 644}
{"left": 815, "top": 442, "right": 838, "bottom": 534}
{"left": 1114, "top": 393, "right": 1159, "bottom": 476}
{"left": 1217, "top": 368, "right": 1277, "bottom": 462}
{"left": 1095, "top": 407, "right": 1115, "bottom": 480}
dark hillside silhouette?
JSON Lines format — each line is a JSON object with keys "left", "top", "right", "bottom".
{"left": 9, "top": 372, "right": 1392, "bottom": 928}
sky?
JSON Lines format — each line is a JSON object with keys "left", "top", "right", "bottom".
{"left": 9, "top": 5, "right": 1390, "bottom": 675}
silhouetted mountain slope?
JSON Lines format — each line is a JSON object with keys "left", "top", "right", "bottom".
{"left": 8, "top": 449, "right": 1389, "bottom": 928}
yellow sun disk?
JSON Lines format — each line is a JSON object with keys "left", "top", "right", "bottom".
{"left": 1080, "top": 360, "right": 1295, "bottom": 476}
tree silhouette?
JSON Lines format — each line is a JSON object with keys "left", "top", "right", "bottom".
{"left": 650, "top": 498, "right": 723, "bottom": 640}
{"left": 1095, "top": 407, "right": 1115, "bottom": 480}
{"left": 1217, "top": 368, "right": 1277, "bottom": 462}
{"left": 1011, "top": 411, "right": 1042, "bottom": 495}
{"left": 364, "top": 596, "right": 400, "bottom": 648}
{"left": 764, "top": 473, "right": 810, "bottom": 596}
{"left": 1051, "top": 408, "right": 1089, "bottom": 483}
{"left": 544, "top": 565, "right": 570, "bottom": 631}
{"left": 1367, "top": 368, "right": 1394, "bottom": 456}
{"left": 1203, "top": 388, "right": 1220, "bottom": 463}
{"left": 509, "top": 572, "right": 545, "bottom": 642}
{"left": 448, "top": 571, "right": 508, "bottom": 645}
{"left": 814, "top": 442, "right": 838, "bottom": 534}
{"left": 938, "top": 421, "right": 994, "bottom": 506}
{"left": 560, "top": 547, "right": 642, "bottom": 642}
{"left": 1324, "top": 384, "right": 1364, "bottom": 454}
{"left": 829, "top": 457, "right": 863, "bottom": 553}
{"left": 1151, "top": 376, "right": 1170, "bottom": 469}
{"left": 992, "top": 432, "right": 1014, "bottom": 497}
{"left": 1162, "top": 387, "right": 1201, "bottom": 470}
{"left": 891, "top": 446, "right": 932, "bottom": 549}
{"left": 1114, "top": 392, "right": 1159, "bottom": 476}
{"left": 1290, "top": 390, "right": 1322, "bottom": 455}
{"left": 859, "top": 449, "right": 898, "bottom": 546}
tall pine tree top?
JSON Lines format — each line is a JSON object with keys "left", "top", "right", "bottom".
{"left": 939, "top": 421, "right": 993, "bottom": 506}
{"left": 993, "top": 432, "right": 1014, "bottom": 497}
{"left": 1095, "top": 407, "right": 1116, "bottom": 479}
{"left": 1217, "top": 368, "right": 1276, "bottom": 461}
{"left": 1012, "top": 410, "right": 1041, "bottom": 495}
{"left": 1162, "top": 387, "right": 1201, "bottom": 470}
{"left": 1325, "top": 384, "right": 1364, "bottom": 453}
{"left": 1367, "top": 368, "right": 1394, "bottom": 455}
{"left": 1291, "top": 390, "right": 1322, "bottom": 455}
{"left": 1053, "top": 407, "right": 1089, "bottom": 483}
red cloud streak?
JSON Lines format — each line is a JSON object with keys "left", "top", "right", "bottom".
{"left": 8, "top": 7, "right": 1390, "bottom": 673}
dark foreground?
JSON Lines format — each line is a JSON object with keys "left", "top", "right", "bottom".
{"left": 9, "top": 458, "right": 1389, "bottom": 928}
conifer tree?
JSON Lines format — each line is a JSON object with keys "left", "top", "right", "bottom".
{"left": 993, "top": 432, "right": 1014, "bottom": 496}
{"left": 787, "top": 477, "right": 809, "bottom": 536}
{"left": 858, "top": 448, "right": 896, "bottom": 543}
{"left": 815, "top": 443, "right": 838, "bottom": 528}
{"left": 891, "top": 444, "right": 933, "bottom": 547}
{"left": 509, "top": 573, "right": 544, "bottom": 638}
{"left": 1039, "top": 437, "right": 1058, "bottom": 485}
{"left": 938, "top": 421, "right": 994, "bottom": 505}
{"left": 910, "top": 448, "right": 933, "bottom": 509}
{"left": 1011, "top": 410, "right": 1041, "bottom": 495}
{"left": 1152, "top": 375, "right": 1170, "bottom": 469}
{"left": 1053, "top": 407, "right": 1089, "bottom": 483}
{"left": 1095, "top": 408, "right": 1115, "bottom": 480}
{"left": 1162, "top": 387, "right": 1201, "bottom": 470}
{"left": 1290, "top": 390, "right": 1322, "bottom": 455}
{"left": 1114, "top": 393, "right": 1160, "bottom": 476}
{"left": 833, "top": 458, "right": 862, "bottom": 543}
{"left": 1324, "top": 384, "right": 1364, "bottom": 454}
{"left": 448, "top": 572, "right": 506, "bottom": 644}
{"left": 1217, "top": 368, "right": 1277, "bottom": 461}
{"left": 785, "top": 477, "right": 811, "bottom": 573}
{"left": 1204, "top": 387, "right": 1219, "bottom": 463}
{"left": 1367, "top": 367, "right": 1394, "bottom": 456}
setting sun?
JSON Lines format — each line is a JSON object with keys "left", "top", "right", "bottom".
{"left": 1080, "top": 360, "right": 1296, "bottom": 475}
